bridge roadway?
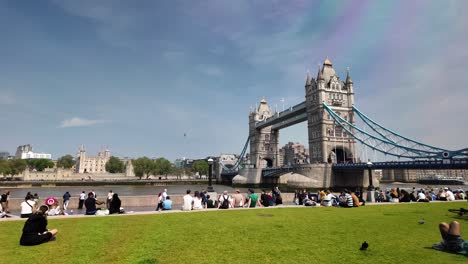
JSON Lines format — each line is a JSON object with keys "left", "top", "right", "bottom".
{"left": 262, "top": 159, "right": 468, "bottom": 177}
{"left": 255, "top": 101, "right": 307, "bottom": 130}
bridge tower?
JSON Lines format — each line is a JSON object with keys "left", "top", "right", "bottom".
{"left": 249, "top": 98, "right": 279, "bottom": 168}
{"left": 305, "top": 57, "right": 357, "bottom": 164}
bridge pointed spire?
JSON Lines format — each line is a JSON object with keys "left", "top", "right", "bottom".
{"left": 346, "top": 66, "right": 353, "bottom": 84}
{"left": 317, "top": 64, "right": 324, "bottom": 81}
{"left": 305, "top": 69, "right": 311, "bottom": 85}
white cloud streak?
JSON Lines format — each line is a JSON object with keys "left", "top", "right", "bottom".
{"left": 60, "top": 117, "right": 107, "bottom": 128}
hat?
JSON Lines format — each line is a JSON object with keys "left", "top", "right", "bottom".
{"left": 444, "top": 187, "right": 448, "bottom": 190}
{"left": 235, "top": 189, "right": 240, "bottom": 193}
{"left": 45, "top": 197, "right": 57, "bottom": 206}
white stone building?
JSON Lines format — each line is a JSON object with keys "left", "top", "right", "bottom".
{"left": 75, "top": 145, "right": 110, "bottom": 173}
{"left": 15, "top": 144, "right": 52, "bottom": 160}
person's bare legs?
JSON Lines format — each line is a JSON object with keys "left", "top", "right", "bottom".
{"left": 448, "top": 221, "right": 461, "bottom": 236}
{"left": 439, "top": 222, "right": 449, "bottom": 241}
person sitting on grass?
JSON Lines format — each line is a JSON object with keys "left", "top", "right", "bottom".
{"left": 339, "top": 189, "right": 354, "bottom": 208}
{"left": 84, "top": 192, "right": 105, "bottom": 215}
{"left": 245, "top": 189, "right": 261, "bottom": 208}
{"left": 351, "top": 192, "right": 364, "bottom": 207}
{"left": 433, "top": 221, "right": 468, "bottom": 256}
{"left": 162, "top": 196, "right": 172, "bottom": 210}
{"left": 109, "top": 193, "right": 124, "bottom": 214}
{"left": 206, "top": 195, "right": 216, "bottom": 208}
{"left": 47, "top": 200, "right": 64, "bottom": 216}
{"left": 20, "top": 205, "right": 58, "bottom": 246}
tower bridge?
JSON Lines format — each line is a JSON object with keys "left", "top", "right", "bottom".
{"left": 231, "top": 57, "right": 468, "bottom": 190}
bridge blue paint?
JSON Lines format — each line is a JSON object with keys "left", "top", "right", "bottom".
{"left": 332, "top": 159, "right": 468, "bottom": 170}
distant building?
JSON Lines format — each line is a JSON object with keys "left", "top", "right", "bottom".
{"left": 279, "top": 142, "right": 309, "bottom": 166}
{"left": 0, "top": 151, "right": 9, "bottom": 160}
{"left": 75, "top": 145, "right": 110, "bottom": 173}
{"left": 15, "top": 144, "right": 52, "bottom": 160}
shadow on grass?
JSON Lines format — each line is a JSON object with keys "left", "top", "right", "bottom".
{"left": 138, "top": 258, "right": 158, "bottom": 264}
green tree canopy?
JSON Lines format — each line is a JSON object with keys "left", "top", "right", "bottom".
{"left": 154, "top": 157, "right": 173, "bottom": 179}
{"left": 9, "top": 159, "right": 28, "bottom": 176}
{"left": 27, "top": 159, "right": 54, "bottom": 172}
{"left": 106, "top": 156, "right": 125, "bottom": 173}
{"left": 132, "top": 157, "right": 155, "bottom": 179}
{"left": 0, "top": 159, "right": 12, "bottom": 176}
{"left": 57, "top": 155, "right": 75, "bottom": 169}
{"left": 192, "top": 160, "right": 209, "bottom": 177}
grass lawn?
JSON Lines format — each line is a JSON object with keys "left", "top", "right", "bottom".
{"left": 1, "top": 202, "right": 467, "bottom": 263}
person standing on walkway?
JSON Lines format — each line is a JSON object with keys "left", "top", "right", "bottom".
{"left": 62, "top": 192, "right": 71, "bottom": 211}
{"left": 1, "top": 191, "right": 10, "bottom": 213}
{"left": 78, "top": 191, "right": 86, "bottom": 209}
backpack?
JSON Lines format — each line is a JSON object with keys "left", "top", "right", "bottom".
{"left": 220, "top": 195, "right": 230, "bottom": 209}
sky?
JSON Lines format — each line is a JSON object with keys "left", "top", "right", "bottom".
{"left": 1, "top": 0, "right": 467, "bottom": 161}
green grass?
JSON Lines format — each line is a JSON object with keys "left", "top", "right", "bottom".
{"left": 1, "top": 203, "right": 467, "bottom": 263}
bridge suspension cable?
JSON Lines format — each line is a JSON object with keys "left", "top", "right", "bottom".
{"left": 219, "top": 136, "right": 250, "bottom": 172}
{"left": 323, "top": 103, "right": 466, "bottom": 160}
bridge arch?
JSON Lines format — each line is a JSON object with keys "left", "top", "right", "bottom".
{"left": 259, "top": 158, "right": 274, "bottom": 168}
{"left": 328, "top": 146, "right": 353, "bottom": 164}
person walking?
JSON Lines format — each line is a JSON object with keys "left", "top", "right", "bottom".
{"left": 63, "top": 191, "right": 71, "bottom": 211}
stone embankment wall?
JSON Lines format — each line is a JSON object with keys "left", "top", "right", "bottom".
{"left": 381, "top": 169, "right": 467, "bottom": 182}
{"left": 6, "top": 193, "right": 296, "bottom": 210}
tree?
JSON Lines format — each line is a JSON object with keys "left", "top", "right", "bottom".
{"left": 105, "top": 156, "right": 125, "bottom": 173}
{"left": 0, "top": 159, "right": 12, "bottom": 176}
{"left": 192, "top": 160, "right": 208, "bottom": 177}
{"left": 57, "top": 155, "right": 75, "bottom": 169}
{"left": 132, "top": 157, "right": 155, "bottom": 180}
{"left": 9, "top": 159, "right": 27, "bottom": 176}
{"left": 27, "top": 159, "right": 54, "bottom": 172}
{"left": 154, "top": 157, "right": 173, "bottom": 179}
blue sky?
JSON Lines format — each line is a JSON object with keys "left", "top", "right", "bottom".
{"left": 1, "top": 0, "right": 467, "bottom": 161}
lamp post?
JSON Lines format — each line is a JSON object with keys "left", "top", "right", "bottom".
{"left": 366, "top": 159, "right": 375, "bottom": 203}
{"left": 367, "top": 160, "right": 374, "bottom": 190}
{"left": 207, "top": 158, "right": 214, "bottom": 192}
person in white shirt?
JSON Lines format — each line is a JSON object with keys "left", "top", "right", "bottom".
{"left": 78, "top": 191, "right": 86, "bottom": 209}
{"left": 417, "top": 190, "right": 428, "bottom": 202}
{"left": 446, "top": 188, "right": 456, "bottom": 201}
{"left": 218, "top": 191, "right": 233, "bottom": 209}
{"left": 182, "top": 190, "right": 193, "bottom": 211}
{"left": 321, "top": 190, "right": 336, "bottom": 207}
{"left": 107, "top": 190, "right": 114, "bottom": 209}
{"left": 162, "top": 189, "right": 168, "bottom": 201}
{"left": 20, "top": 194, "right": 36, "bottom": 218}
{"left": 192, "top": 191, "right": 204, "bottom": 210}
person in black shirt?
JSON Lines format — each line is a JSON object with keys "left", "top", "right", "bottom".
{"left": 109, "top": 193, "right": 122, "bottom": 214}
{"left": 84, "top": 192, "right": 104, "bottom": 215}
{"left": 20, "top": 205, "right": 58, "bottom": 246}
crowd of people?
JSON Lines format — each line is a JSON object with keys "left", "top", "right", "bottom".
{"left": 375, "top": 187, "right": 467, "bottom": 203}
{"left": 293, "top": 189, "right": 365, "bottom": 207}
{"left": 176, "top": 187, "right": 283, "bottom": 211}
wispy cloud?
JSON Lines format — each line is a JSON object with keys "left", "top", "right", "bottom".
{"left": 60, "top": 117, "right": 107, "bottom": 128}
{"left": 0, "top": 94, "right": 15, "bottom": 105}
{"left": 198, "top": 64, "right": 224, "bottom": 76}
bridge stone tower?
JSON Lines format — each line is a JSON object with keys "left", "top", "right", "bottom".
{"left": 249, "top": 98, "right": 279, "bottom": 168}
{"left": 305, "top": 57, "right": 357, "bottom": 164}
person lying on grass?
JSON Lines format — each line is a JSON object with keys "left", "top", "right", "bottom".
{"left": 433, "top": 221, "right": 468, "bottom": 256}
{"left": 20, "top": 205, "right": 58, "bottom": 246}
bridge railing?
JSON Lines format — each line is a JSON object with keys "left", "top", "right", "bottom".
{"left": 332, "top": 159, "right": 468, "bottom": 170}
